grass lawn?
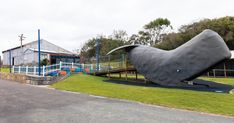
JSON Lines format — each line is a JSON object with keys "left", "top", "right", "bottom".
{"left": 51, "top": 74, "right": 234, "bottom": 116}
{"left": 0, "top": 68, "right": 10, "bottom": 73}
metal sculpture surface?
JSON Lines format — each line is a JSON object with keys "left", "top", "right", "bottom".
{"left": 107, "top": 29, "right": 232, "bottom": 87}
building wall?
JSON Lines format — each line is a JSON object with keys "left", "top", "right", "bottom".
{"left": 3, "top": 48, "right": 23, "bottom": 65}
{"left": 24, "top": 50, "right": 36, "bottom": 65}
{"left": 3, "top": 40, "right": 72, "bottom": 65}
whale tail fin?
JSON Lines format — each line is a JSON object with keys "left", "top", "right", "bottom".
{"left": 106, "top": 44, "right": 140, "bottom": 55}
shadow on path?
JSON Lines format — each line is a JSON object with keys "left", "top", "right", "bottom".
{"left": 103, "top": 78, "right": 234, "bottom": 94}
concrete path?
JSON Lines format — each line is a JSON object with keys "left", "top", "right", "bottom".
{"left": 0, "top": 80, "right": 233, "bottom": 123}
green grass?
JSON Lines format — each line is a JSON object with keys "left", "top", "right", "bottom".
{"left": 51, "top": 74, "right": 234, "bottom": 116}
{"left": 0, "top": 68, "right": 10, "bottom": 73}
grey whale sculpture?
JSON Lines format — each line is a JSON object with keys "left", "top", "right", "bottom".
{"left": 107, "top": 29, "right": 232, "bottom": 87}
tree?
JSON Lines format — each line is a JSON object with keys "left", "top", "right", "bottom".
{"left": 127, "top": 18, "right": 172, "bottom": 46}
{"left": 80, "top": 38, "right": 97, "bottom": 58}
{"left": 41, "top": 58, "right": 49, "bottom": 66}
{"left": 158, "top": 16, "right": 234, "bottom": 50}
{"left": 143, "top": 18, "right": 172, "bottom": 46}
{"left": 80, "top": 30, "right": 129, "bottom": 59}
{"left": 111, "top": 30, "right": 128, "bottom": 43}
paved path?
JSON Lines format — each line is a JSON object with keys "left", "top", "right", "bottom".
{"left": 0, "top": 80, "right": 233, "bottom": 123}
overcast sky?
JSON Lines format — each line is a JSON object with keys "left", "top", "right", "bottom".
{"left": 0, "top": 0, "right": 233, "bottom": 55}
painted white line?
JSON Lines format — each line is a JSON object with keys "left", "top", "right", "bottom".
{"left": 89, "top": 95, "right": 107, "bottom": 99}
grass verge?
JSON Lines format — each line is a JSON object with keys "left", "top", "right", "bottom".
{"left": 0, "top": 68, "right": 10, "bottom": 73}
{"left": 51, "top": 74, "right": 234, "bottom": 116}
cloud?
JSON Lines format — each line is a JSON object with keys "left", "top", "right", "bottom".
{"left": 0, "top": 0, "right": 234, "bottom": 56}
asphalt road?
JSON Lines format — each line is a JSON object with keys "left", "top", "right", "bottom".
{"left": 0, "top": 80, "right": 233, "bottom": 123}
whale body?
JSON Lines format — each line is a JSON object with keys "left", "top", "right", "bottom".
{"left": 107, "top": 29, "right": 231, "bottom": 86}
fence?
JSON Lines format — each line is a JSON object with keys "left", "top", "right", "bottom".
{"left": 82, "top": 54, "right": 132, "bottom": 71}
{"left": 12, "top": 62, "right": 104, "bottom": 77}
{"left": 206, "top": 69, "right": 234, "bottom": 78}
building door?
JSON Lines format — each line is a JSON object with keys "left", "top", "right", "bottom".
{"left": 51, "top": 58, "right": 56, "bottom": 65}
{"left": 12, "top": 57, "right": 14, "bottom": 65}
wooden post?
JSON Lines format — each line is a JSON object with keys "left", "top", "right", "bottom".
{"left": 207, "top": 72, "right": 209, "bottom": 77}
{"left": 108, "top": 55, "right": 111, "bottom": 79}
{"left": 135, "top": 71, "right": 138, "bottom": 80}
{"left": 125, "top": 53, "right": 128, "bottom": 80}
{"left": 213, "top": 69, "right": 216, "bottom": 78}
{"left": 119, "top": 72, "right": 121, "bottom": 78}
{"left": 224, "top": 63, "right": 227, "bottom": 78}
{"left": 125, "top": 71, "right": 128, "bottom": 80}
{"left": 144, "top": 77, "right": 147, "bottom": 84}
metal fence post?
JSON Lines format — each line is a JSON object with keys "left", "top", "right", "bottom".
{"left": 34, "top": 66, "right": 36, "bottom": 75}
{"left": 91, "top": 64, "right": 93, "bottom": 71}
{"left": 12, "top": 66, "right": 14, "bottom": 73}
{"left": 19, "top": 66, "right": 21, "bottom": 74}
{"left": 59, "top": 61, "right": 62, "bottom": 70}
{"left": 42, "top": 65, "right": 45, "bottom": 76}
{"left": 82, "top": 63, "right": 84, "bottom": 71}
{"left": 26, "top": 66, "right": 28, "bottom": 75}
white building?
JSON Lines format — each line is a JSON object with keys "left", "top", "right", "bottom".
{"left": 2, "top": 39, "right": 79, "bottom": 66}
{"left": 231, "top": 51, "right": 234, "bottom": 59}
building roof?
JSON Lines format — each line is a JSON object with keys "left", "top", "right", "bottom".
{"left": 2, "top": 39, "right": 73, "bottom": 54}
{"left": 24, "top": 48, "right": 78, "bottom": 56}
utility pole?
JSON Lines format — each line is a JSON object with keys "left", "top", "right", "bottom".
{"left": 18, "top": 34, "right": 26, "bottom": 64}
{"left": 38, "top": 29, "right": 41, "bottom": 76}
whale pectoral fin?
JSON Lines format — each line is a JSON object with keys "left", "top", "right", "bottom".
{"left": 107, "top": 45, "right": 140, "bottom": 55}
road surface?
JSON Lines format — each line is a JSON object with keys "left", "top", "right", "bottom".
{"left": 0, "top": 79, "right": 233, "bottom": 123}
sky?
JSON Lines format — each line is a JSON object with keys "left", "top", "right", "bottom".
{"left": 0, "top": 0, "right": 233, "bottom": 55}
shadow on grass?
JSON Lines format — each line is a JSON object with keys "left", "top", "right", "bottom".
{"left": 103, "top": 78, "right": 234, "bottom": 94}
